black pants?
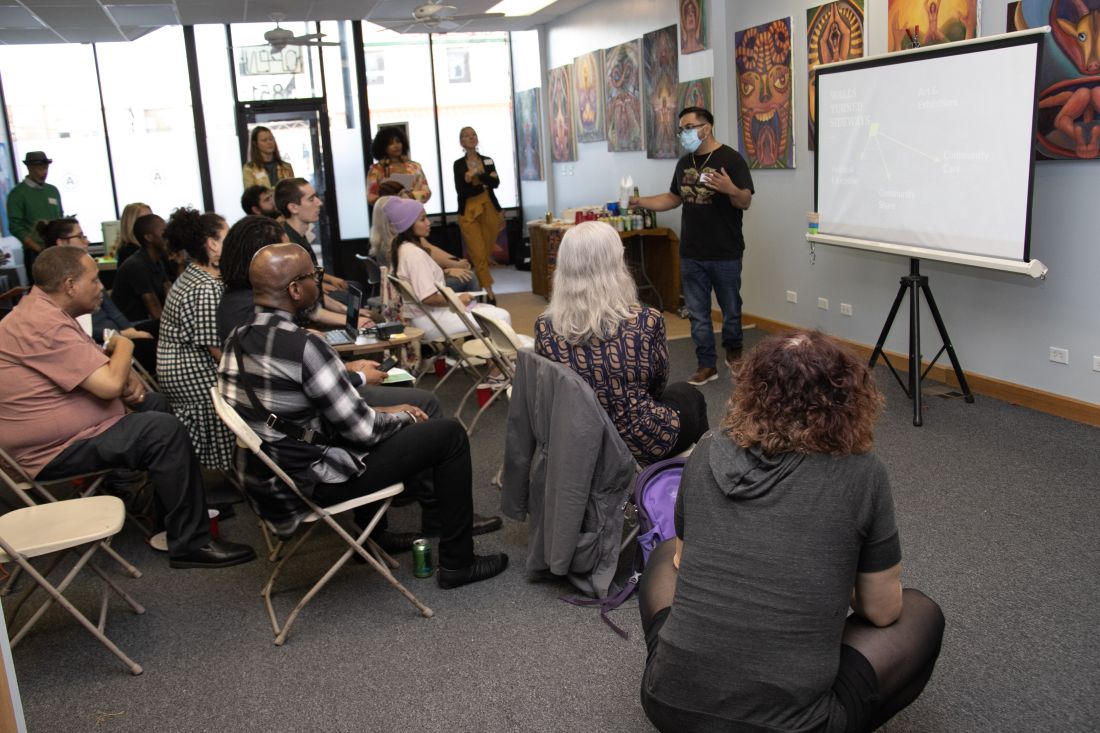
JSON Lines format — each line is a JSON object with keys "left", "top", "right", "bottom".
{"left": 658, "top": 382, "right": 709, "bottom": 459}
{"left": 312, "top": 418, "right": 474, "bottom": 569}
{"left": 37, "top": 394, "right": 210, "bottom": 557}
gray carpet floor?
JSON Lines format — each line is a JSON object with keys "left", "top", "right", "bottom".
{"left": 5, "top": 327, "right": 1099, "bottom": 732}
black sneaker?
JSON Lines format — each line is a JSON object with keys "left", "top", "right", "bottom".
{"left": 437, "top": 553, "right": 509, "bottom": 589}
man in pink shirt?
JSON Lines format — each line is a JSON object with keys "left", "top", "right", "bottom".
{"left": 0, "top": 246, "right": 254, "bottom": 569}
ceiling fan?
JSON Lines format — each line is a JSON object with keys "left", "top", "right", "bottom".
{"left": 263, "top": 14, "right": 341, "bottom": 52}
{"left": 370, "top": 2, "right": 504, "bottom": 33}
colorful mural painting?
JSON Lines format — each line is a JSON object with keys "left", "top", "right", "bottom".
{"left": 644, "top": 25, "right": 680, "bottom": 159}
{"left": 515, "top": 88, "right": 544, "bottom": 180}
{"left": 807, "top": 1, "right": 865, "bottom": 151}
{"left": 735, "top": 17, "right": 796, "bottom": 168}
{"left": 548, "top": 65, "right": 577, "bottom": 162}
{"left": 888, "top": 0, "right": 980, "bottom": 51}
{"left": 572, "top": 51, "right": 605, "bottom": 143}
{"left": 604, "top": 41, "right": 644, "bottom": 152}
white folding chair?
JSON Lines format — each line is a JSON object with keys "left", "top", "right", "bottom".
{"left": 387, "top": 273, "right": 484, "bottom": 391}
{"left": 210, "top": 388, "right": 433, "bottom": 646}
{"left": 0, "top": 495, "right": 145, "bottom": 675}
{"left": 0, "top": 448, "right": 143, "bottom": 599}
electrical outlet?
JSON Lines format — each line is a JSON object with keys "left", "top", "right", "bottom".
{"left": 817, "top": 297, "right": 829, "bottom": 310}
{"left": 840, "top": 302, "right": 853, "bottom": 316}
{"left": 1093, "top": 355, "right": 1100, "bottom": 372}
{"left": 1049, "top": 347, "right": 1069, "bottom": 365}
{"left": 786, "top": 290, "right": 798, "bottom": 304}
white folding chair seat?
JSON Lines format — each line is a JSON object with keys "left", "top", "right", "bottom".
{"left": 0, "top": 495, "right": 144, "bottom": 675}
{"left": 387, "top": 273, "right": 484, "bottom": 391}
{"left": 210, "top": 387, "right": 433, "bottom": 646}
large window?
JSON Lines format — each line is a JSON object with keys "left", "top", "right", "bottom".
{"left": 363, "top": 25, "right": 443, "bottom": 215}
{"left": 0, "top": 44, "right": 116, "bottom": 236}
{"left": 231, "top": 22, "right": 325, "bottom": 102}
{"left": 96, "top": 27, "right": 204, "bottom": 219}
{"left": 432, "top": 33, "right": 517, "bottom": 213}
{"left": 362, "top": 27, "right": 517, "bottom": 216}
{"left": 195, "top": 24, "right": 245, "bottom": 222}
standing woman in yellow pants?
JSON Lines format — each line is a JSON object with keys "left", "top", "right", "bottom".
{"left": 453, "top": 127, "right": 503, "bottom": 304}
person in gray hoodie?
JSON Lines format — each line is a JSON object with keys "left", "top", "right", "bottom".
{"left": 637, "top": 329, "right": 945, "bottom": 733}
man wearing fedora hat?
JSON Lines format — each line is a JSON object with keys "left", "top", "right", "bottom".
{"left": 7, "top": 151, "right": 63, "bottom": 282}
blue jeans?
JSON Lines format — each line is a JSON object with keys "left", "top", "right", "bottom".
{"left": 681, "top": 257, "right": 743, "bottom": 369}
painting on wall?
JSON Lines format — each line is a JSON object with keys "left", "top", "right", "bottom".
{"left": 514, "top": 88, "right": 544, "bottom": 181}
{"left": 604, "top": 40, "right": 644, "bottom": 152}
{"left": 678, "top": 78, "right": 713, "bottom": 115}
{"left": 548, "top": 65, "right": 577, "bottom": 162}
{"left": 807, "top": 1, "right": 865, "bottom": 151}
{"left": 1012, "top": 0, "right": 1100, "bottom": 160}
{"left": 644, "top": 25, "right": 680, "bottom": 159}
{"left": 735, "top": 17, "right": 796, "bottom": 169}
{"left": 572, "top": 51, "right": 605, "bottom": 143}
{"left": 679, "top": 0, "right": 707, "bottom": 54}
{"left": 888, "top": 0, "right": 980, "bottom": 51}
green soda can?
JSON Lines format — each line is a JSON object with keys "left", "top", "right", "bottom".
{"left": 412, "top": 538, "right": 433, "bottom": 578}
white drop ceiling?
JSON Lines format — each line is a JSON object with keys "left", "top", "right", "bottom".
{"left": 0, "top": 0, "right": 587, "bottom": 44}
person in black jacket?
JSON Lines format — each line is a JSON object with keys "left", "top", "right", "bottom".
{"left": 453, "top": 127, "right": 503, "bottom": 304}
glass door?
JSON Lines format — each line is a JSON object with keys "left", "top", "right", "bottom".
{"left": 237, "top": 100, "right": 341, "bottom": 270}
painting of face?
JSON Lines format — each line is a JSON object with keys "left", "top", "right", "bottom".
{"left": 548, "top": 65, "right": 577, "bottom": 162}
{"left": 807, "top": 1, "right": 865, "bottom": 151}
{"left": 680, "top": 0, "right": 707, "bottom": 54}
{"left": 604, "top": 40, "right": 643, "bottom": 152}
{"left": 678, "top": 78, "right": 713, "bottom": 114}
{"left": 735, "top": 17, "right": 795, "bottom": 169}
{"left": 644, "top": 25, "right": 680, "bottom": 159}
{"left": 514, "top": 88, "right": 544, "bottom": 180}
{"left": 888, "top": 0, "right": 979, "bottom": 51}
{"left": 573, "top": 51, "right": 605, "bottom": 143}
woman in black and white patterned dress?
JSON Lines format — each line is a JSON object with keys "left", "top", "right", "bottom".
{"left": 156, "top": 207, "right": 234, "bottom": 472}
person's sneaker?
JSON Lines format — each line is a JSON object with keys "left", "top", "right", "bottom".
{"left": 483, "top": 373, "right": 509, "bottom": 390}
{"left": 687, "top": 367, "right": 718, "bottom": 385}
{"left": 725, "top": 347, "right": 743, "bottom": 367}
{"left": 437, "top": 553, "right": 509, "bottom": 589}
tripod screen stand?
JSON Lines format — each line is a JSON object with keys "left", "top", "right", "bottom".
{"left": 869, "top": 258, "right": 974, "bottom": 426}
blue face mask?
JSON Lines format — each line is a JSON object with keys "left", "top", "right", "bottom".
{"left": 680, "top": 128, "right": 703, "bottom": 153}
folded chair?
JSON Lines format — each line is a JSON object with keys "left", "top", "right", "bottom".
{"left": 210, "top": 387, "right": 433, "bottom": 646}
{"left": 0, "top": 495, "right": 145, "bottom": 675}
{"left": 387, "top": 273, "right": 484, "bottom": 392}
{"left": 0, "top": 448, "right": 144, "bottom": 591}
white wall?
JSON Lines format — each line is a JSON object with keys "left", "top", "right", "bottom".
{"left": 534, "top": 0, "right": 1098, "bottom": 406}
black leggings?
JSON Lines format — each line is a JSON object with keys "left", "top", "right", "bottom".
{"left": 638, "top": 540, "right": 945, "bottom": 732}
{"left": 657, "top": 382, "right": 709, "bottom": 459}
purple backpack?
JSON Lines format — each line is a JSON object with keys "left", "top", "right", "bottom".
{"left": 563, "top": 456, "right": 687, "bottom": 638}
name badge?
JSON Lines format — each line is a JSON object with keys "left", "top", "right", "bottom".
{"left": 48, "top": 198, "right": 58, "bottom": 205}
{"left": 483, "top": 158, "right": 494, "bottom": 166}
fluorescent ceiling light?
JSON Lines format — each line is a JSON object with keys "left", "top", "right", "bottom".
{"left": 487, "top": 0, "right": 557, "bottom": 17}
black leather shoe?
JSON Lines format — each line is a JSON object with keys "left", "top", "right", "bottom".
{"left": 437, "top": 553, "right": 509, "bottom": 589}
{"left": 169, "top": 539, "right": 256, "bottom": 569}
{"left": 422, "top": 513, "right": 503, "bottom": 538}
{"left": 371, "top": 529, "right": 421, "bottom": 554}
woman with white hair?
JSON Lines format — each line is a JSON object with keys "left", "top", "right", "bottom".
{"left": 534, "top": 221, "right": 707, "bottom": 465}
{"left": 375, "top": 196, "right": 512, "bottom": 344}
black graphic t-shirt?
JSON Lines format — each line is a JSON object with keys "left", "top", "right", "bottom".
{"left": 670, "top": 144, "right": 755, "bottom": 260}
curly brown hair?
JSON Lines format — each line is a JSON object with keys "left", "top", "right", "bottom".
{"left": 722, "top": 330, "right": 884, "bottom": 455}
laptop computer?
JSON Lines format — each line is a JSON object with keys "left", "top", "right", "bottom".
{"left": 323, "top": 284, "right": 363, "bottom": 346}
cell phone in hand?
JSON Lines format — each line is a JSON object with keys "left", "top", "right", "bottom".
{"left": 377, "top": 356, "right": 398, "bottom": 372}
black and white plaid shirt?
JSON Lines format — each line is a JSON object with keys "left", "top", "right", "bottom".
{"left": 217, "top": 307, "right": 412, "bottom": 536}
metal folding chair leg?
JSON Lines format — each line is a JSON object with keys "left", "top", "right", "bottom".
{"left": 264, "top": 498, "right": 433, "bottom": 646}
{"left": 2, "top": 539, "right": 143, "bottom": 675}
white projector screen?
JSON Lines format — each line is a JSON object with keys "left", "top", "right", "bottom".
{"left": 814, "top": 31, "right": 1044, "bottom": 268}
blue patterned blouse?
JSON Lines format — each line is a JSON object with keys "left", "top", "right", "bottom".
{"left": 534, "top": 307, "right": 680, "bottom": 464}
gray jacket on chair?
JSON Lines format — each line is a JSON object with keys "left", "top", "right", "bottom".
{"left": 501, "top": 350, "right": 637, "bottom": 598}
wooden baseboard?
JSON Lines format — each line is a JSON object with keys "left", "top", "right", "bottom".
{"left": 714, "top": 310, "right": 1100, "bottom": 428}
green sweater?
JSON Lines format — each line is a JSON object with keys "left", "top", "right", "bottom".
{"left": 7, "top": 178, "right": 63, "bottom": 245}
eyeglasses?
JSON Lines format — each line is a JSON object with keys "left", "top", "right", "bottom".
{"left": 63, "top": 232, "right": 89, "bottom": 241}
{"left": 286, "top": 266, "right": 324, "bottom": 291}
{"left": 677, "top": 122, "right": 707, "bottom": 134}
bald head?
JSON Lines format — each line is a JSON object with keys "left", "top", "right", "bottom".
{"left": 250, "top": 243, "right": 318, "bottom": 313}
